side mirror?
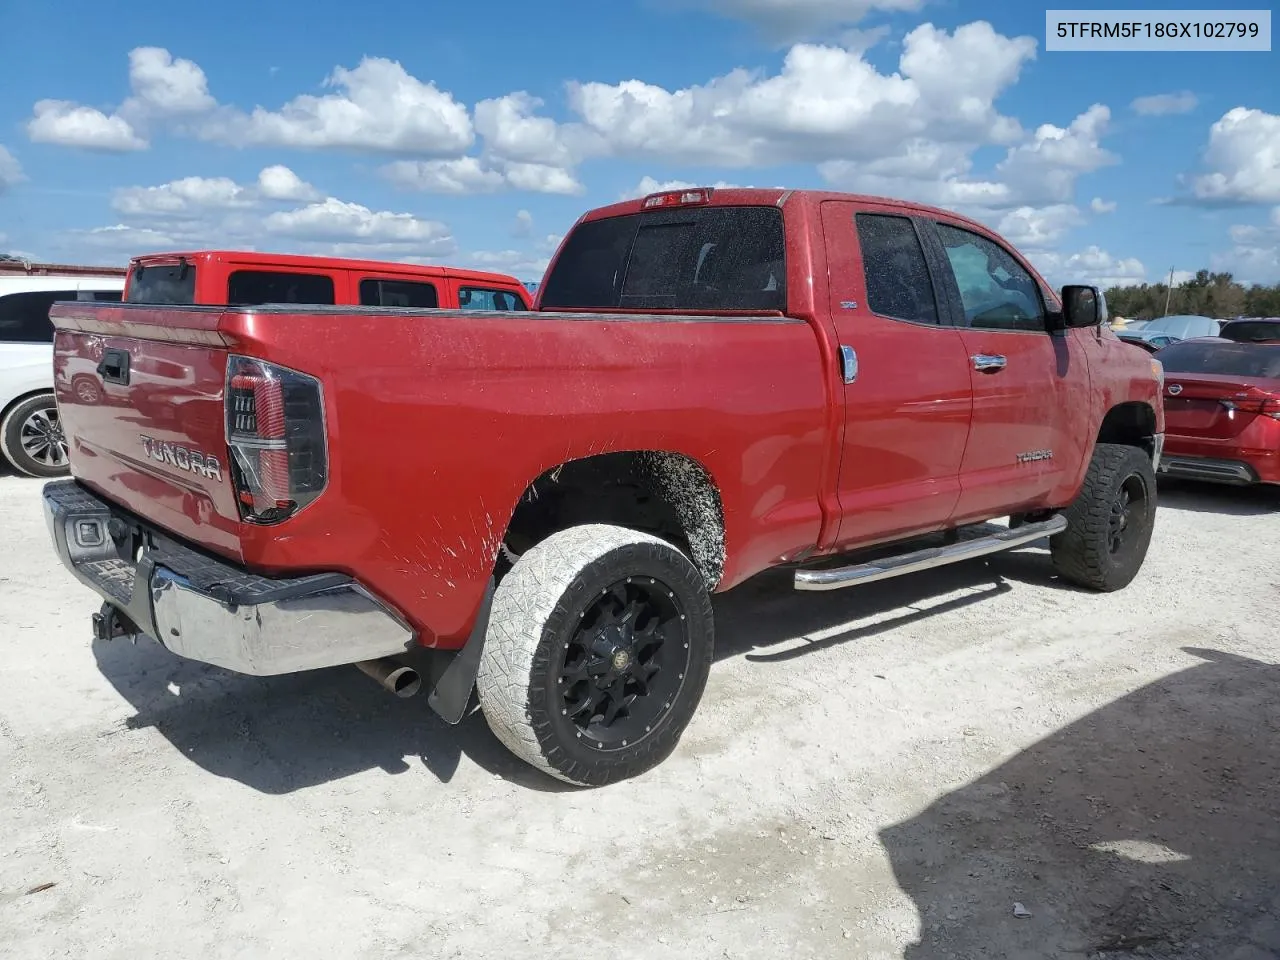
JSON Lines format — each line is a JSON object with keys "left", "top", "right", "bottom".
{"left": 1059, "top": 284, "right": 1105, "bottom": 328}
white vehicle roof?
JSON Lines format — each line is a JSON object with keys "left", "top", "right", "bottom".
{"left": 0, "top": 274, "right": 125, "bottom": 294}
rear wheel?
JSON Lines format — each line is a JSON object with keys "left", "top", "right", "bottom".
{"left": 476, "top": 524, "right": 714, "bottom": 786}
{"left": 1, "top": 393, "right": 70, "bottom": 478}
{"left": 1051, "top": 443, "right": 1157, "bottom": 592}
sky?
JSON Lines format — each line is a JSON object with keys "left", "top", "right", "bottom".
{"left": 0, "top": 0, "right": 1277, "bottom": 288}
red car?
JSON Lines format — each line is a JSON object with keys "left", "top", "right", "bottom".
{"left": 1155, "top": 337, "right": 1280, "bottom": 486}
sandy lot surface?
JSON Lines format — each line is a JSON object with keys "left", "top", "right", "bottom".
{"left": 2, "top": 469, "right": 1278, "bottom": 960}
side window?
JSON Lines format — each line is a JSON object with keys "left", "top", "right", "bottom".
{"left": 78, "top": 290, "right": 123, "bottom": 302}
{"left": 359, "top": 278, "right": 438, "bottom": 308}
{"left": 227, "top": 271, "right": 335, "bottom": 306}
{"left": 854, "top": 214, "right": 939, "bottom": 324}
{"left": 458, "top": 287, "right": 528, "bottom": 311}
{"left": 934, "top": 224, "right": 1045, "bottom": 332}
{"left": 0, "top": 290, "right": 77, "bottom": 343}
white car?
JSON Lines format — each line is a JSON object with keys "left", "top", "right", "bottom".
{"left": 1, "top": 268, "right": 126, "bottom": 477}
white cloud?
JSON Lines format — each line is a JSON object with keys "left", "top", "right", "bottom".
{"left": 1191, "top": 107, "right": 1280, "bottom": 204}
{"left": 821, "top": 104, "right": 1114, "bottom": 229}
{"left": 113, "top": 176, "right": 254, "bottom": 217}
{"left": 1091, "top": 197, "right": 1117, "bottom": 214}
{"left": 112, "top": 166, "right": 319, "bottom": 217}
{"left": 994, "top": 204, "right": 1084, "bottom": 249}
{"left": 381, "top": 156, "right": 582, "bottom": 195}
{"left": 1031, "top": 246, "right": 1146, "bottom": 289}
{"left": 622, "top": 176, "right": 742, "bottom": 200}
{"left": 262, "top": 197, "right": 455, "bottom": 255}
{"left": 0, "top": 146, "right": 23, "bottom": 192}
{"left": 512, "top": 209, "right": 534, "bottom": 237}
{"left": 702, "top": 0, "right": 923, "bottom": 39}
{"left": 256, "top": 164, "right": 320, "bottom": 202}
{"left": 74, "top": 224, "right": 181, "bottom": 258}
{"left": 462, "top": 248, "right": 552, "bottom": 279}
{"left": 122, "top": 47, "right": 216, "bottom": 118}
{"left": 567, "top": 22, "right": 1034, "bottom": 168}
{"left": 27, "top": 100, "right": 147, "bottom": 151}
{"left": 208, "top": 57, "right": 473, "bottom": 154}
{"left": 1131, "top": 91, "right": 1197, "bottom": 116}
{"left": 1212, "top": 207, "right": 1280, "bottom": 282}
{"left": 474, "top": 93, "right": 581, "bottom": 168}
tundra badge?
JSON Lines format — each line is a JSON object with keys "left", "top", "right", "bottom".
{"left": 139, "top": 435, "right": 224, "bottom": 482}
{"left": 1016, "top": 449, "right": 1054, "bottom": 464}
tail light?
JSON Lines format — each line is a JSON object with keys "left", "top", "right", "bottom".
{"left": 1227, "top": 397, "right": 1280, "bottom": 419}
{"left": 225, "top": 355, "right": 327, "bottom": 524}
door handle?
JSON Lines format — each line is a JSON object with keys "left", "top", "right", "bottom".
{"left": 972, "top": 353, "right": 1006, "bottom": 373}
{"left": 840, "top": 345, "right": 858, "bottom": 384}
{"left": 97, "top": 348, "right": 131, "bottom": 385}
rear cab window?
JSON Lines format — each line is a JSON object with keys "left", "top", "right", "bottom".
{"left": 127, "top": 263, "right": 196, "bottom": 304}
{"left": 228, "top": 271, "right": 335, "bottom": 306}
{"left": 359, "top": 278, "right": 438, "bottom": 308}
{"left": 539, "top": 205, "right": 786, "bottom": 312}
{"left": 458, "top": 287, "right": 527, "bottom": 311}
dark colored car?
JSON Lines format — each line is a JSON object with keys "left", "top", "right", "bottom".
{"left": 1155, "top": 337, "right": 1280, "bottom": 486}
{"left": 1219, "top": 317, "right": 1280, "bottom": 344}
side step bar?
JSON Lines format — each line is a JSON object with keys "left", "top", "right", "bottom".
{"left": 793, "top": 514, "right": 1068, "bottom": 592}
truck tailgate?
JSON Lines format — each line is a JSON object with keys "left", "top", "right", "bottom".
{"left": 50, "top": 303, "right": 244, "bottom": 560}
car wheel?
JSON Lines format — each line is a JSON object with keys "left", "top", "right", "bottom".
{"left": 1051, "top": 442, "right": 1157, "bottom": 592}
{"left": 476, "top": 523, "right": 715, "bottom": 786}
{"left": 1, "top": 393, "right": 71, "bottom": 478}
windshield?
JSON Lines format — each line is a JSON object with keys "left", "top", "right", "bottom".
{"left": 1154, "top": 340, "right": 1280, "bottom": 379}
{"left": 127, "top": 262, "right": 196, "bottom": 304}
{"left": 539, "top": 205, "right": 786, "bottom": 312}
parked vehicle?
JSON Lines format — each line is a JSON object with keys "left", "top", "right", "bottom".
{"left": 123, "top": 250, "right": 531, "bottom": 310}
{"left": 1139, "top": 314, "right": 1221, "bottom": 340}
{"left": 1218, "top": 317, "right": 1280, "bottom": 344}
{"left": 42, "top": 187, "right": 1164, "bottom": 786}
{"left": 1154, "top": 337, "right": 1280, "bottom": 486}
{"left": 0, "top": 261, "right": 126, "bottom": 477}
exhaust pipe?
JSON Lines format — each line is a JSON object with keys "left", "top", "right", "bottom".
{"left": 355, "top": 658, "right": 422, "bottom": 698}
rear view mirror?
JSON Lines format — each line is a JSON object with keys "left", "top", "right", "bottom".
{"left": 1060, "top": 284, "right": 1105, "bottom": 328}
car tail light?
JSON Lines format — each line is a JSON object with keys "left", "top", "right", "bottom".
{"left": 1223, "top": 396, "right": 1280, "bottom": 419}
{"left": 225, "top": 355, "right": 327, "bottom": 524}
{"left": 642, "top": 188, "right": 714, "bottom": 209}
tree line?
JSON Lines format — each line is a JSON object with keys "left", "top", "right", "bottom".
{"left": 1104, "top": 270, "right": 1280, "bottom": 320}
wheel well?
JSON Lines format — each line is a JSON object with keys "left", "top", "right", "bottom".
{"left": 502, "top": 452, "right": 726, "bottom": 589}
{"left": 1097, "top": 402, "right": 1158, "bottom": 454}
{"left": 1, "top": 388, "right": 56, "bottom": 424}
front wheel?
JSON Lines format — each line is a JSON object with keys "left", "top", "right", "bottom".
{"left": 1051, "top": 443, "right": 1157, "bottom": 592}
{"left": 1, "top": 393, "right": 71, "bottom": 478}
{"left": 476, "top": 524, "right": 715, "bottom": 786}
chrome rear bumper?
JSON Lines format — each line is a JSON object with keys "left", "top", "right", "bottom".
{"left": 43, "top": 480, "right": 415, "bottom": 675}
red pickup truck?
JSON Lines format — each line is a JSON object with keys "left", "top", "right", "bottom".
{"left": 43, "top": 188, "right": 1164, "bottom": 786}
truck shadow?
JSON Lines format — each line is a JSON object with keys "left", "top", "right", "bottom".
{"left": 880, "top": 647, "right": 1280, "bottom": 959}
{"left": 1157, "top": 478, "right": 1280, "bottom": 516}
{"left": 91, "top": 542, "right": 1052, "bottom": 795}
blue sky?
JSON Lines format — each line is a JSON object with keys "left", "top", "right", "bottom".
{"left": 1, "top": 0, "right": 1277, "bottom": 287}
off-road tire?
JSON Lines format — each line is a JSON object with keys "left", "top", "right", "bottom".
{"left": 476, "top": 524, "right": 715, "bottom": 786}
{"left": 1, "top": 393, "right": 70, "bottom": 479}
{"left": 1051, "top": 442, "right": 1157, "bottom": 592}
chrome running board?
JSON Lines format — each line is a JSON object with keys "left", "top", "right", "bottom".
{"left": 793, "top": 515, "right": 1067, "bottom": 592}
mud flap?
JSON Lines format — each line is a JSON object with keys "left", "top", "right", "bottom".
{"left": 426, "top": 578, "right": 494, "bottom": 725}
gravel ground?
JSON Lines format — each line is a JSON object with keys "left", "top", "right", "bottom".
{"left": 2, "top": 470, "right": 1278, "bottom": 960}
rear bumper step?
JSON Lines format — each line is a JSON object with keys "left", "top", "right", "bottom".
{"left": 1157, "top": 455, "right": 1258, "bottom": 486}
{"left": 43, "top": 480, "right": 415, "bottom": 675}
{"left": 793, "top": 514, "right": 1067, "bottom": 592}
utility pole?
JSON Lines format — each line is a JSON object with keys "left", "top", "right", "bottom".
{"left": 1163, "top": 266, "right": 1175, "bottom": 317}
